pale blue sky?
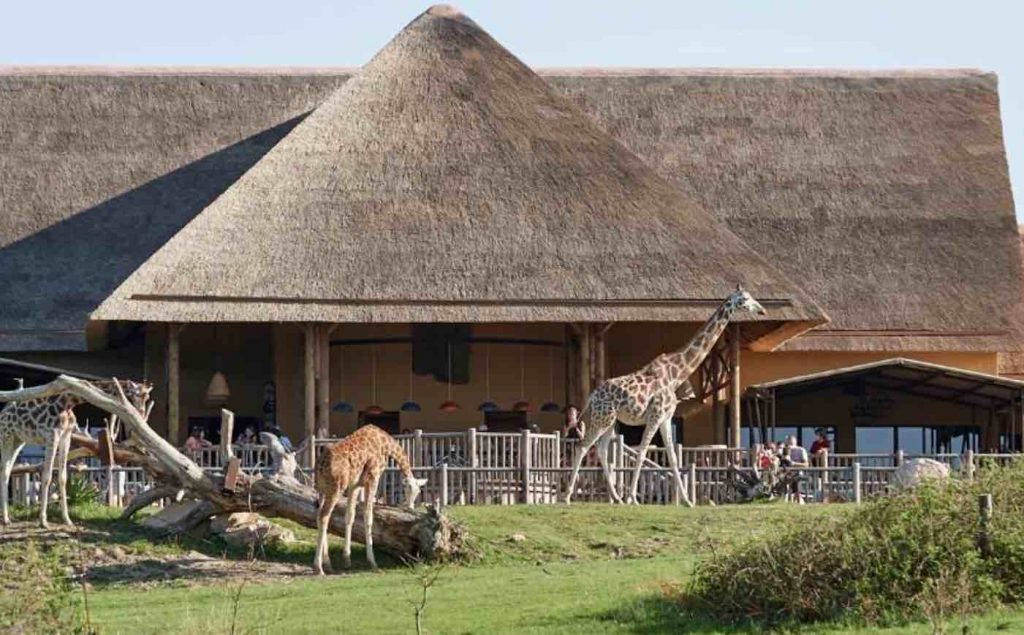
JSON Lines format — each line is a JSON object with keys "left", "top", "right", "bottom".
{"left": 3, "top": 0, "right": 1021, "bottom": 217}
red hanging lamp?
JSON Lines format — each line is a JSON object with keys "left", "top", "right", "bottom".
{"left": 365, "top": 345, "right": 383, "bottom": 416}
{"left": 439, "top": 341, "right": 460, "bottom": 412}
{"left": 512, "top": 345, "right": 532, "bottom": 412}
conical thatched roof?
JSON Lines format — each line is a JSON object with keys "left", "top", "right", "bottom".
{"left": 94, "top": 5, "right": 823, "bottom": 344}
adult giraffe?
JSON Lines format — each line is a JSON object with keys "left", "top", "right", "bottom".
{"left": 562, "top": 288, "right": 766, "bottom": 505}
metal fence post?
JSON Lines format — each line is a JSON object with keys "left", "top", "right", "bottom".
{"left": 853, "top": 462, "right": 862, "bottom": 504}
{"left": 440, "top": 463, "right": 449, "bottom": 508}
{"left": 521, "top": 429, "right": 532, "bottom": 504}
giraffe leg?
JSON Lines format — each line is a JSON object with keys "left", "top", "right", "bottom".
{"left": 342, "top": 483, "right": 359, "bottom": 569}
{"left": 659, "top": 415, "right": 692, "bottom": 507}
{"left": 561, "top": 411, "right": 617, "bottom": 504}
{"left": 39, "top": 431, "right": 59, "bottom": 529}
{"left": 1, "top": 442, "right": 25, "bottom": 526}
{"left": 56, "top": 427, "right": 73, "bottom": 526}
{"left": 363, "top": 473, "right": 381, "bottom": 570}
{"left": 594, "top": 428, "right": 623, "bottom": 504}
{"left": 627, "top": 422, "right": 661, "bottom": 505}
{"left": 314, "top": 489, "right": 339, "bottom": 575}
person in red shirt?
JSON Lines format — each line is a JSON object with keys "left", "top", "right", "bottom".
{"left": 810, "top": 428, "right": 831, "bottom": 465}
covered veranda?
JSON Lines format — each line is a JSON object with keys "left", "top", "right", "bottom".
{"left": 744, "top": 358, "right": 1024, "bottom": 454}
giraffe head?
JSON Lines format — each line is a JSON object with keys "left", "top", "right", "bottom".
{"left": 403, "top": 476, "right": 428, "bottom": 510}
{"left": 728, "top": 287, "right": 766, "bottom": 316}
{"left": 91, "top": 379, "right": 153, "bottom": 417}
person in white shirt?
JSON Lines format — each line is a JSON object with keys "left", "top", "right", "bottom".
{"left": 783, "top": 435, "right": 808, "bottom": 503}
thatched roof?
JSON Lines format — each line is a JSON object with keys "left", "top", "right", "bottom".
{"left": 999, "top": 227, "right": 1024, "bottom": 376}
{"left": 0, "top": 11, "right": 1018, "bottom": 352}
{"left": 90, "top": 5, "right": 825, "bottom": 345}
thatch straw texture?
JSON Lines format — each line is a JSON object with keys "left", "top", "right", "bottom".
{"left": 0, "top": 11, "right": 1018, "bottom": 352}
{"left": 91, "top": 6, "right": 825, "bottom": 339}
{"left": 548, "top": 68, "right": 1021, "bottom": 352}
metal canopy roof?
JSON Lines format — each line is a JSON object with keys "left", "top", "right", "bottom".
{"left": 746, "top": 358, "right": 1024, "bottom": 409}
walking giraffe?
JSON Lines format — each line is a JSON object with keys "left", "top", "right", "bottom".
{"left": 313, "top": 425, "right": 427, "bottom": 574}
{"left": 0, "top": 379, "right": 151, "bottom": 528}
{"left": 562, "top": 288, "right": 766, "bottom": 505}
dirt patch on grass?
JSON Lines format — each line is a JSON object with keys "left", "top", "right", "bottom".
{"left": 1, "top": 521, "right": 311, "bottom": 587}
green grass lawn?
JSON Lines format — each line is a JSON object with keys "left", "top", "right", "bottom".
{"left": 16, "top": 503, "right": 1021, "bottom": 634}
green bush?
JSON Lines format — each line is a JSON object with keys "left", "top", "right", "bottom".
{"left": 66, "top": 473, "right": 101, "bottom": 507}
{"left": 682, "top": 461, "right": 1024, "bottom": 628}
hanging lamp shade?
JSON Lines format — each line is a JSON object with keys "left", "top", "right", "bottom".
{"left": 205, "top": 371, "right": 231, "bottom": 406}
{"left": 400, "top": 343, "right": 421, "bottom": 412}
{"left": 439, "top": 341, "right": 460, "bottom": 412}
{"left": 512, "top": 345, "right": 530, "bottom": 412}
{"left": 332, "top": 401, "right": 354, "bottom": 413}
{"left": 513, "top": 400, "right": 532, "bottom": 412}
{"left": 539, "top": 347, "right": 559, "bottom": 412}
{"left": 477, "top": 344, "right": 497, "bottom": 412}
{"left": 365, "top": 345, "right": 383, "bottom": 416}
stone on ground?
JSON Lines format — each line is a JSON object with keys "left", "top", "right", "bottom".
{"left": 892, "top": 458, "right": 951, "bottom": 490}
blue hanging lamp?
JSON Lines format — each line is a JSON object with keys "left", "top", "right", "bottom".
{"left": 331, "top": 347, "right": 354, "bottom": 413}
{"left": 400, "top": 342, "right": 422, "bottom": 412}
{"left": 478, "top": 344, "right": 499, "bottom": 412}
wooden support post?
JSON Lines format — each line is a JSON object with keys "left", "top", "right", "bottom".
{"left": 729, "top": 324, "right": 742, "bottom": 448}
{"left": 852, "top": 462, "right": 862, "bottom": 504}
{"left": 965, "top": 449, "right": 975, "bottom": 481}
{"left": 895, "top": 449, "right": 905, "bottom": 467}
{"left": 440, "top": 463, "right": 449, "bottom": 508}
{"left": 316, "top": 326, "right": 331, "bottom": 438}
{"left": 413, "top": 429, "right": 423, "bottom": 467}
{"left": 521, "top": 429, "right": 532, "bottom": 504}
{"left": 219, "top": 409, "right": 235, "bottom": 466}
{"left": 688, "top": 463, "right": 697, "bottom": 506}
{"left": 166, "top": 323, "right": 183, "bottom": 446}
{"left": 99, "top": 428, "right": 116, "bottom": 506}
{"left": 304, "top": 323, "right": 316, "bottom": 468}
{"left": 578, "top": 324, "right": 591, "bottom": 407}
{"left": 978, "top": 493, "right": 993, "bottom": 557}
{"left": 467, "top": 427, "right": 478, "bottom": 504}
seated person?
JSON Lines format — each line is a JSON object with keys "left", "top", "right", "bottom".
{"left": 810, "top": 428, "right": 831, "bottom": 465}
{"left": 785, "top": 435, "right": 809, "bottom": 467}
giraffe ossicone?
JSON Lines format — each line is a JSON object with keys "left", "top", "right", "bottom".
{"left": 561, "top": 288, "right": 766, "bottom": 506}
{"left": 313, "top": 424, "right": 427, "bottom": 574}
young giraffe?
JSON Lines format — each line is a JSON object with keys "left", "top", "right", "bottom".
{"left": 0, "top": 379, "right": 151, "bottom": 528}
{"left": 313, "top": 425, "right": 427, "bottom": 574}
{"left": 562, "top": 288, "right": 766, "bottom": 506}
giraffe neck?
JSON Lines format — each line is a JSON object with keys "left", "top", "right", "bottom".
{"left": 660, "top": 300, "right": 738, "bottom": 387}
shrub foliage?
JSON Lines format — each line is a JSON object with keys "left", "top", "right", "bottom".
{"left": 683, "top": 461, "right": 1024, "bottom": 627}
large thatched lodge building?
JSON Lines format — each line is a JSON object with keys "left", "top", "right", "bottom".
{"left": 1, "top": 5, "right": 1021, "bottom": 454}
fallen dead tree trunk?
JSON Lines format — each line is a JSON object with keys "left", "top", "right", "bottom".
{"left": 1, "top": 376, "right": 466, "bottom": 561}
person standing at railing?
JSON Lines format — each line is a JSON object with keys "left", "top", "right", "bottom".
{"left": 810, "top": 428, "right": 831, "bottom": 466}
{"left": 184, "top": 428, "right": 212, "bottom": 458}
{"left": 783, "top": 435, "right": 809, "bottom": 504}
